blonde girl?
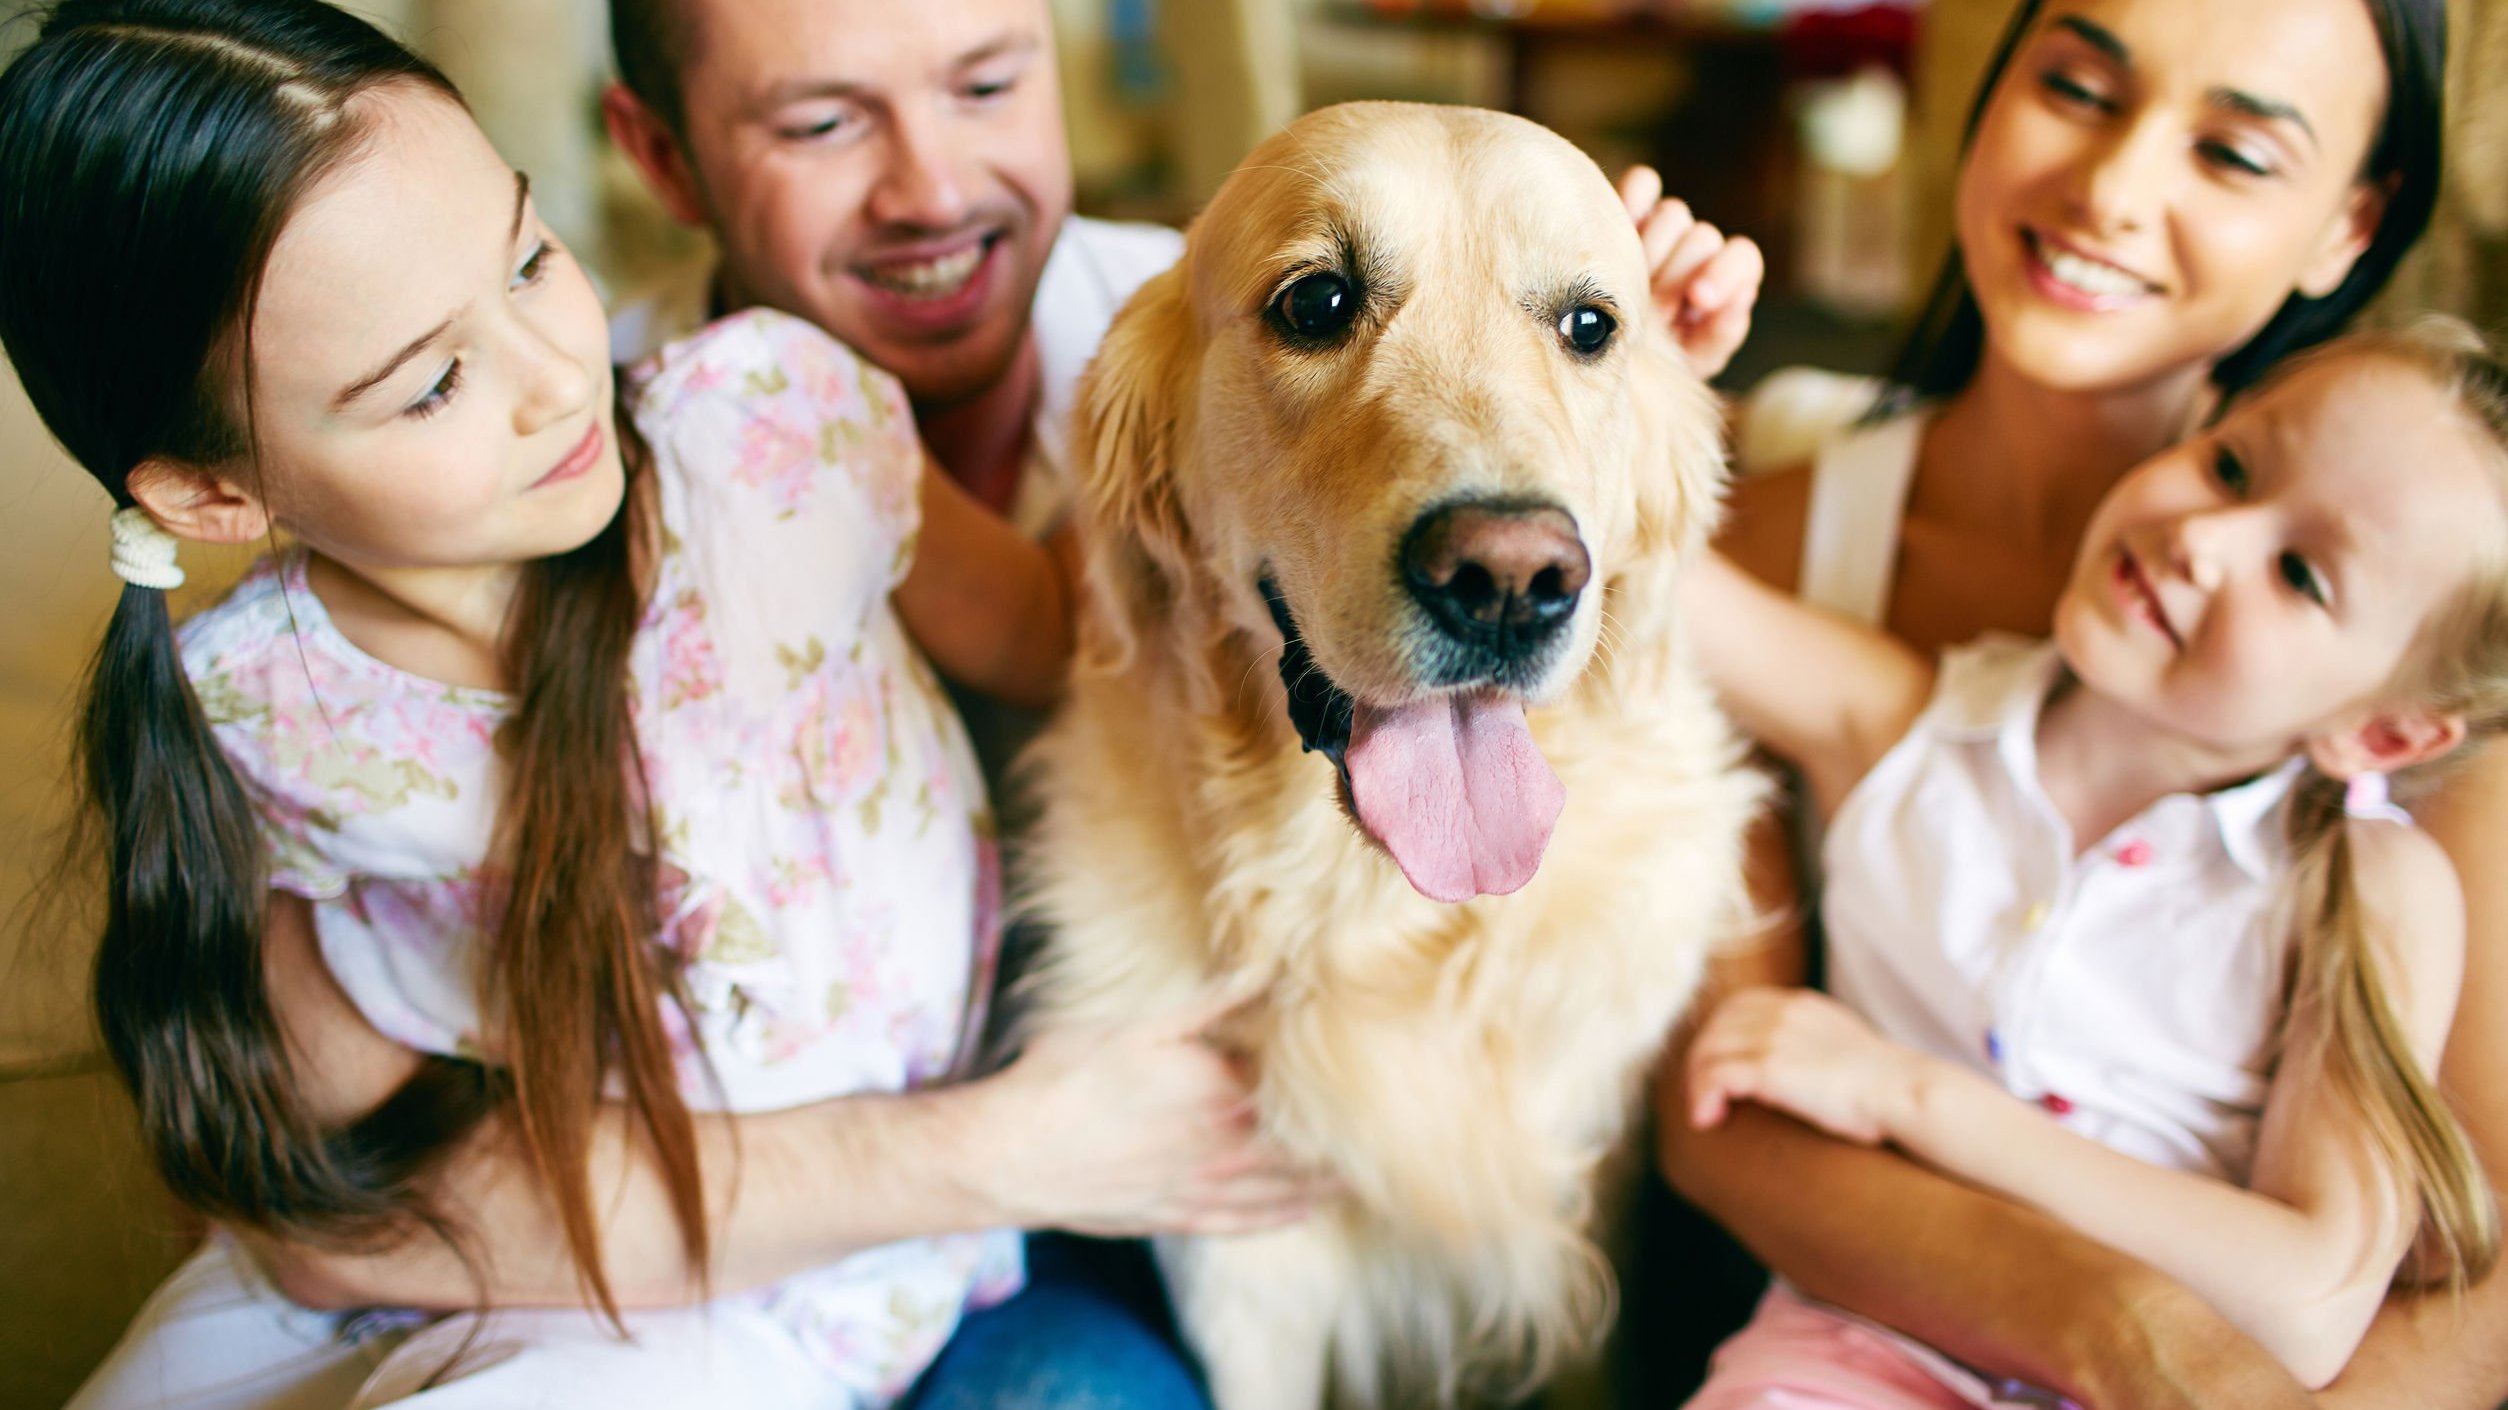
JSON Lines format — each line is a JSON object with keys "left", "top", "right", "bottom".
{"left": 1677, "top": 324, "right": 2508, "bottom": 1407}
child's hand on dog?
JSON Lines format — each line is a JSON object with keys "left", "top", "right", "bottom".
{"left": 1620, "top": 164, "right": 1764, "bottom": 381}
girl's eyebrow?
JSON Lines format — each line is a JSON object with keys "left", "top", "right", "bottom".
{"left": 334, "top": 312, "right": 455, "bottom": 410}
{"left": 330, "top": 172, "right": 530, "bottom": 411}
{"left": 508, "top": 170, "right": 532, "bottom": 245}
{"left": 2050, "top": 14, "right": 2129, "bottom": 64}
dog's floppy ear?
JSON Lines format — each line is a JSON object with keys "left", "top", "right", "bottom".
{"left": 1603, "top": 332, "right": 1729, "bottom": 687}
{"left": 1627, "top": 333, "right": 1728, "bottom": 563}
{"left": 1072, "top": 261, "right": 1200, "bottom": 675}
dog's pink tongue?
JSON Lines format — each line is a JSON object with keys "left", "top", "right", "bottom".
{"left": 1345, "top": 694, "right": 1564, "bottom": 903}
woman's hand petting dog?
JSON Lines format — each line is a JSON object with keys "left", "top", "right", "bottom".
{"left": 985, "top": 995, "right": 1335, "bottom": 1238}
{"left": 1685, "top": 985, "right": 1936, "bottom": 1146}
{"left": 1620, "top": 163, "right": 1764, "bottom": 380}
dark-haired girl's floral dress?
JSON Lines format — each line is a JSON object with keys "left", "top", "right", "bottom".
{"left": 74, "top": 310, "right": 1019, "bottom": 1410}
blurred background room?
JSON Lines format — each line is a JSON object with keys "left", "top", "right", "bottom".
{"left": 3, "top": 1, "right": 2503, "bottom": 1404}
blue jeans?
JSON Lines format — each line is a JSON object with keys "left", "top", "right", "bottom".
{"left": 904, "top": 1234, "right": 1210, "bottom": 1410}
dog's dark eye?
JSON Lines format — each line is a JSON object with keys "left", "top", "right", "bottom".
{"left": 1558, "top": 305, "right": 1616, "bottom": 356}
{"left": 1272, "top": 272, "right": 1357, "bottom": 343}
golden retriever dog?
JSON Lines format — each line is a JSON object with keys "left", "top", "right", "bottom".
{"left": 1022, "top": 102, "right": 1758, "bottom": 1409}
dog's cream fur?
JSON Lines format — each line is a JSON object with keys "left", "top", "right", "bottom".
{"left": 1022, "top": 103, "right": 1759, "bottom": 1409}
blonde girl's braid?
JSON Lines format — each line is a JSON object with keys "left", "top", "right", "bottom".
{"left": 2278, "top": 316, "right": 2508, "bottom": 1293}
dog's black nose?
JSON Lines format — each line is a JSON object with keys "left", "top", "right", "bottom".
{"left": 1401, "top": 501, "right": 1590, "bottom": 658}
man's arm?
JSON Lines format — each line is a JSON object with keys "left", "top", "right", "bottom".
{"left": 894, "top": 458, "right": 1074, "bottom": 711}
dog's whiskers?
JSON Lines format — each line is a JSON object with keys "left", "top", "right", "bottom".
{"left": 1592, "top": 604, "right": 1629, "bottom": 663}
{"left": 1234, "top": 638, "right": 1290, "bottom": 719}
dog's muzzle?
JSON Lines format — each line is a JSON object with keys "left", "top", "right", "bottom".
{"left": 1400, "top": 500, "right": 1590, "bottom": 688}
{"left": 1258, "top": 556, "right": 1567, "bottom": 905}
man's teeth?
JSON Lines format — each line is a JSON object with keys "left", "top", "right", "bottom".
{"left": 865, "top": 244, "right": 984, "bottom": 298}
{"left": 2033, "top": 235, "right": 2150, "bottom": 300}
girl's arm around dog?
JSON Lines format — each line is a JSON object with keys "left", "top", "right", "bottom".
{"left": 245, "top": 893, "right": 1317, "bottom": 1311}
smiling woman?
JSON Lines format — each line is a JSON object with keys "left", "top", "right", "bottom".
{"left": 1944, "top": 1, "right": 2408, "bottom": 400}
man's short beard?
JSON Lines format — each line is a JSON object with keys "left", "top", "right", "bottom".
{"left": 898, "top": 326, "right": 1033, "bottom": 413}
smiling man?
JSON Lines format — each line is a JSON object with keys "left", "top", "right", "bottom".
{"left": 604, "top": 0, "right": 1179, "bottom": 543}
{"left": 600, "top": 6, "right": 1209, "bottom": 1406}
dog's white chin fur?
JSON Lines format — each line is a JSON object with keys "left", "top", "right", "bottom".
{"left": 1020, "top": 100, "right": 1759, "bottom": 1410}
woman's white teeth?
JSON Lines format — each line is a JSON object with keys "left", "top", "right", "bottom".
{"left": 866, "top": 244, "right": 984, "bottom": 298}
{"left": 2033, "top": 234, "right": 2150, "bottom": 300}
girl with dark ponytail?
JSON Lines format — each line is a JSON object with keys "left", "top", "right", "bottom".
{"left": 4, "top": 0, "right": 556, "bottom": 1303}
{"left": 6, "top": 3, "right": 1308, "bottom": 1406}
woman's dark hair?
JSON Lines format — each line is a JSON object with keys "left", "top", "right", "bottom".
{"left": 1888, "top": 0, "right": 2447, "bottom": 403}
{"left": 0, "top": 0, "right": 704, "bottom": 1321}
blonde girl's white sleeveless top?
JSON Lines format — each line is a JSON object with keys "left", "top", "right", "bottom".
{"left": 1798, "top": 639, "right": 2303, "bottom": 1406}
{"left": 1824, "top": 636, "right": 2302, "bottom": 1179}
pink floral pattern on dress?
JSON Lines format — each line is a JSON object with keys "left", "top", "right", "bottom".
{"left": 180, "top": 307, "right": 1016, "bottom": 1404}
{"left": 654, "top": 586, "right": 726, "bottom": 710}
{"left": 732, "top": 399, "right": 821, "bottom": 522}
{"left": 784, "top": 653, "right": 891, "bottom": 811}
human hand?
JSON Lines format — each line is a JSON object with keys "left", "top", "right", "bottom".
{"left": 1618, "top": 164, "right": 1764, "bottom": 380}
{"left": 982, "top": 994, "right": 1333, "bottom": 1238}
{"left": 1685, "top": 986, "right": 1925, "bottom": 1144}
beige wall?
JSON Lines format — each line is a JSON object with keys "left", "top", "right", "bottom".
{"left": 0, "top": 358, "right": 113, "bottom": 1066}
{"left": 2381, "top": 0, "right": 2508, "bottom": 331}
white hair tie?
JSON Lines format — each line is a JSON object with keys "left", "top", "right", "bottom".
{"left": 109, "top": 506, "right": 185, "bottom": 591}
{"left": 2343, "top": 771, "right": 2413, "bottom": 827}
